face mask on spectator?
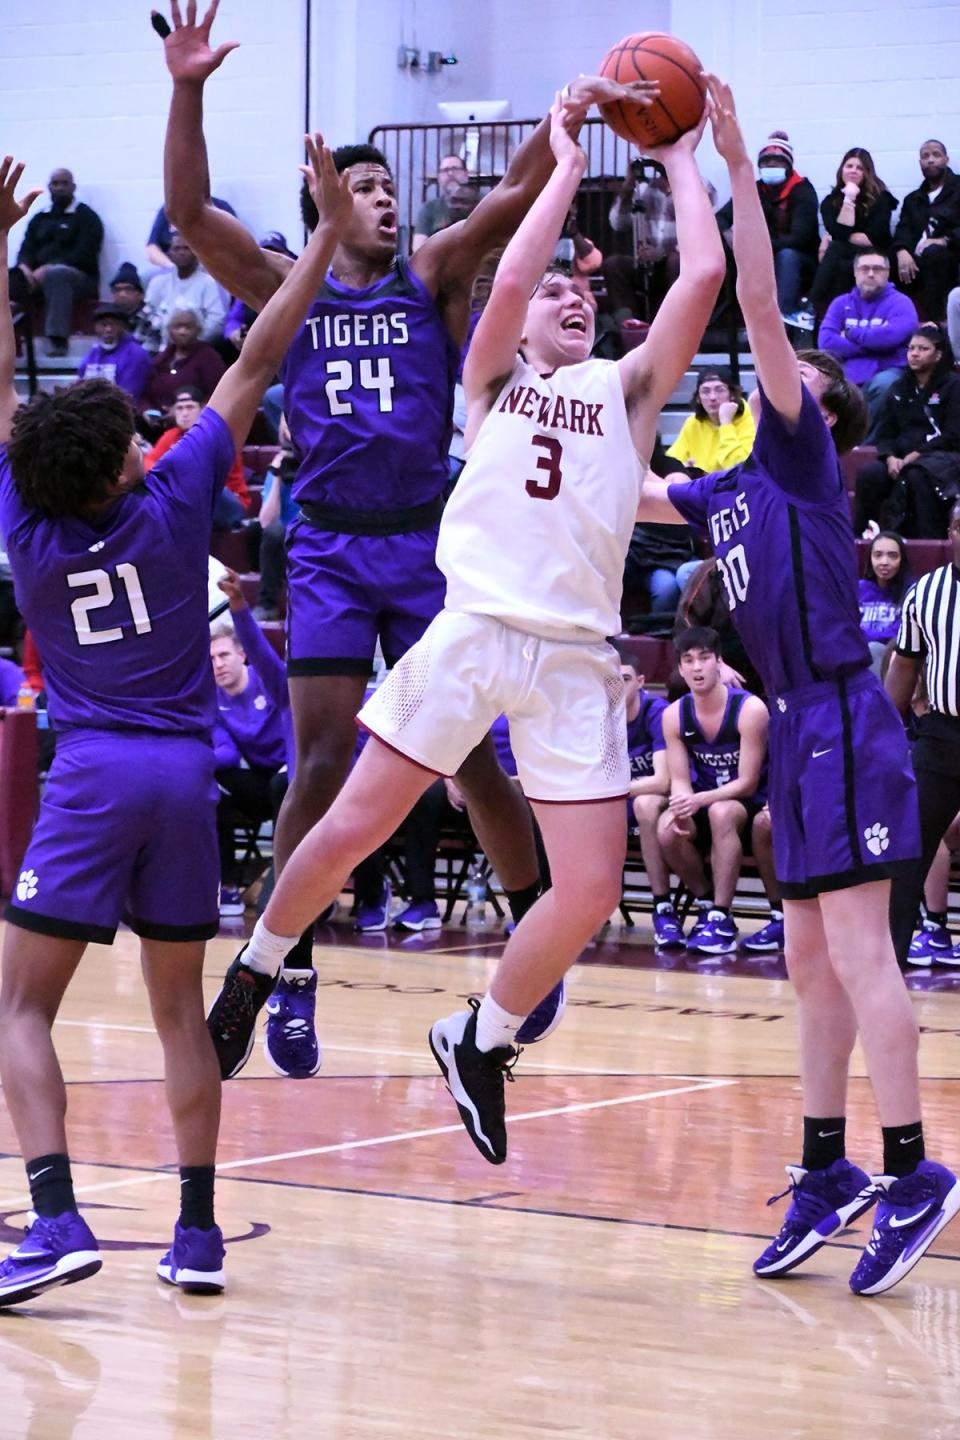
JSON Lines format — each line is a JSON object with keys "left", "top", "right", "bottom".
{"left": 758, "top": 166, "right": 788, "bottom": 185}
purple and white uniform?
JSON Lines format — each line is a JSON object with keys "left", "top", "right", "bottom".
{"left": 280, "top": 257, "right": 459, "bottom": 674}
{"left": 1, "top": 408, "right": 234, "bottom": 943}
{"left": 669, "top": 386, "right": 919, "bottom": 898}
{"left": 626, "top": 691, "right": 667, "bottom": 781}
{"left": 214, "top": 607, "right": 291, "bottom": 772}
{"left": 858, "top": 577, "right": 902, "bottom": 646}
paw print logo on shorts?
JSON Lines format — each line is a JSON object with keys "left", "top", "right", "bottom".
{"left": 864, "top": 823, "right": 890, "bottom": 857}
{"left": 16, "top": 868, "right": 38, "bottom": 902}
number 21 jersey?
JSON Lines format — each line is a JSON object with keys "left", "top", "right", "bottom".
{"left": 438, "top": 356, "right": 642, "bottom": 641}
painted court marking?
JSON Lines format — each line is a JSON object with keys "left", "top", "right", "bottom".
{"left": 0, "top": 1077, "right": 735, "bottom": 1208}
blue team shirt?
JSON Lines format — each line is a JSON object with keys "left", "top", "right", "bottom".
{"left": 0, "top": 408, "right": 234, "bottom": 734}
{"left": 626, "top": 691, "right": 667, "bottom": 778}
{"left": 677, "top": 687, "right": 765, "bottom": 800}
{"left": 213, "top": 607, "right": 291, "bottom": 771}
{"left": 668, "top": 387, "right": 870, "bottom": 694}
{"left": 280, "top": 257, "right": 459, "bottom": 513}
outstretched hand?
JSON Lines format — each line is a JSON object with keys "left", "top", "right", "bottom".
{"left": 299, "top": 134, "right": 353, "bottom": 235}
{"left": 0, "top": 157, "right": 41, "bottom": 237}
{"left": 641, "top": 87, "right": 712, "bottom": 162}
{"left": 157, "top": 0, "right": 239, "bottom": 84}
{"left": 548, "top": 93, "right": 587, "bottom": 169}
{"left": 217, "top": 567, "right": 247, "bottom": 612}
{"left": 562, "top": 74, "right": 660, "bottom": 123}
{"left": 704, "top": 74, "right": 748, "bottom": 166}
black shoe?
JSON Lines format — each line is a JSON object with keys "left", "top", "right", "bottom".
{"left": 428, "top": 997, "right": 517, "bottom": 1164}
{"left": 46, "top": 338, "right": 68, "bottom": 358}
{"left": 206, "top": 947, "right": 276, "bottom": 1078}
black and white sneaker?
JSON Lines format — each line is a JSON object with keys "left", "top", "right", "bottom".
{"left": 206, "top": 947, "right": 276, "bottom": 1079}
{"left": 429, "top": 997, "right": 517, "bottom": 1165}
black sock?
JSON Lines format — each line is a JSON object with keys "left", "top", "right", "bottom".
{"left": 882, "top": 1122, "right": 925, "bottom": 1178}
{"left": 505, "top": 881, "right": 541, "bottom": 925}
{"left": 925, "top": 910, "right": 947, "bottom": 928}
{"left": 283, "top": 926, "right": 315, "bottom": 974}
{"left": 179, "top": 1166, "right": 216, "bottom": 1230}
{"left": 27, "top": 1153, "right": 76, "bottom": 1218}
{"left": 653, "top": 894, "right": 672, "bottom": 910}
{"left": 801, "top": 1117, "right": 846, "bottom": 1172}
{"left": 709, "top": 903, "right": 730, "bottom": 916}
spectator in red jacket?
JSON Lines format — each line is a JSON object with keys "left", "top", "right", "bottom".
{"left": 145, "top": 386, "right": 250, "bottom": 529}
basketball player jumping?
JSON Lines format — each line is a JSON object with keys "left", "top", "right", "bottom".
{"left": 158, "top": 0, "right": 662, "bottom": 1081}
{"left": 640, "top": 77, "right": 959, "bottom": 1296}
{"left": 0, "top": 142, "right": 353, "bottom": 1307}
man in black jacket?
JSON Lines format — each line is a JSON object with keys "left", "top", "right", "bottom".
{"left": 16, "top": 168, "right": 103, "bottom": 356}
{"left": 892, "top": 140, "right": 960, "bottom": 323}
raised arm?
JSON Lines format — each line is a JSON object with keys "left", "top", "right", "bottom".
{"left": 159, "top": 1, "right": 290, "bottom": 308}
{"left": 0, "top": 158, "right": 42, "bottom": 444}
{"left": 708, "top": 77, "right": 801, "bottom": 425}
{"left": 635, "top": 472, "right": 692, "bottom": 526}
{"left": 462, "top": 97, "right": 586, "bottom": 414}
{"left": 618, "top": 107, "right": 726, "bottom": 461}
{"left": 206, "top": 135, "right": 351, "bottom": 451}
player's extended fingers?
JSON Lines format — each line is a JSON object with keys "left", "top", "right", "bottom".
{"left": 202, "top": 0, "right": 220, "bottom": 33}
{"left": 186, "top": 0, "right": 197, "bottom": 26}
{"left": 21, "top": 189, "right": 42, "bottom": 216}
{"left": 170, "top": 0, "right": 183, "bottom": 29}
{"left": 7, "top": 160, "right": 25, "bottom": 194}
{"left": 621, "top": 79, "right": 661, "bottom": 107}
{"left": 0, "top": 157, "right": 11, "bottom": 190}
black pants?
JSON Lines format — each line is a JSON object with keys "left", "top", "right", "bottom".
{"left": 258, "top": 519, "right": 287, "bottom": 610}
{"left": 889, "top": 712, "right": 960, "bottom": 963}
{"left": 402, "top": 779, "right": 473, "bottom": 901}
{"left": 854, "top": 457, "right": 958, "bottom": 538}
{"left": 216, "top": 767, "right": 280, "bottom": 883}
{"left": 809, "top": 243, "right": 859, "bottom": 308}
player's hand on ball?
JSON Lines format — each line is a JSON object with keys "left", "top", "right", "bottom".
{"left": 0, "top": 156, "right": 41, "bottom": 234}
{"left": 548, "top": 94, "right": 587, "bottom": 170}
{"left": 704, "top": 75, "right": 748, "bottom": 165}
{"left": 562, "top": 75, "right": 660, "bottom": 121}
{"left": 160, "top": 1, "right": 239, "bottom": 84}
{"left": 300, "top": 134, "right": 354, "bottom": 235}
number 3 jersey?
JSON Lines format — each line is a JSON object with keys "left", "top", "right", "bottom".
{"left": 280, "top": 257, "right": 459, "bottom": 513}
{"left": 437, "top": 356, "right": 642, "bottom": 642}
{"left": 0, "top": 408, "right": 235, "bottom": 734}
{"left": 667, "top": 386, "right": 870, "bottom": 695}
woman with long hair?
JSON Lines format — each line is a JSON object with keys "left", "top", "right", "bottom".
{"left": 810, "top": 147, "right": 898, "bottom": 308}
{"left": 859, "top": 530, "right": 910, "bottom": 672}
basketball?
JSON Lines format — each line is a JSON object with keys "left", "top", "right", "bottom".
{"left": 598, "top": 33, "right": 706, "bottom": 148}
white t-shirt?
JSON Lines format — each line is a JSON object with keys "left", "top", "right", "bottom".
{"left": 438, "top": 356, "right": 642, "bottom": 642}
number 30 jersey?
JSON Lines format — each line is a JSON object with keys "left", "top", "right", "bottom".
{"left": 0, "top": 408, "right": 234, "bottom": 734}
{"left": 280, "top": 257, "right": 459, "bottom": 514}
{"left": 438, "top": 356, "right": 642, "bottom": 642}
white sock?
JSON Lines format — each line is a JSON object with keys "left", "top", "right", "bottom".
{"left": 474, "top": 993, "right": 526, "bottom": 1053}
{"left": 243, "top": 918, "right": 300, "bottom": 978}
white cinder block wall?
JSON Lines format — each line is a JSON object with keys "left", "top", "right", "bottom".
{"left": 0, "top": 0, "right": 957, "bottom": 293}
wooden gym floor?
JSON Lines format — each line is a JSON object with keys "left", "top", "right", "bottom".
{"left": 1, "top": 913, "right": 959, "bottom": 1440}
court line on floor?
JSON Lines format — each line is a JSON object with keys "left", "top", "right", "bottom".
{"left": 0, "top": 1076, "right": 735, "bottom": 1207}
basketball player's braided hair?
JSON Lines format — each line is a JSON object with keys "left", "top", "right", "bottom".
{"left": 795, "top": 348, "right": 868, "bottom": 455}
{"left": 8, "top": 379, "right": 136, "bottom": 518}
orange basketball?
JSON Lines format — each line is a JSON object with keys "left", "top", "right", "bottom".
{"left": 598, "top": 33, "right": 706, "bottom": 148}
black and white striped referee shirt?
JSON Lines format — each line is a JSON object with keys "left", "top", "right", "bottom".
{"left": 896, "top": 564, "right": 960, "bottom": 716}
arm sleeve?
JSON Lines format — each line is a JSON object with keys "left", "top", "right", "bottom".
{"left": 892, "top": 195, "right": 919, "bottom": 253}
{"left": 213, "top": 722, "right": 243, "bottom": 770}
{"left": 16, "top": 217, "right": 39, "bottom": 268}
{"left": 854, "top": 295, "right": 919, "bottom": 353}
{"left": 61, "top": 207, "right": 103, "bottom": 275}
{"left": 198, "top": 277, "right": 227, "bottom": 340}
{"left": 820, "top": 194, "right": 843, "bottom": 240}
{"left": 779, "top": 184, "right": 820, "bottom": 253}
{"left": 818, "top": 299, "right": 861, "bottom": 358}
{"left": 895, "top": 581, "right": 922, "bottom": 657}
{"left": 752, "top": 384, "right": 841, "bottom": 505}
{"left": 147, "top": 207, "right": 171, "bottom": 250}
{"left": 716, "top": 410, "right": 756, "bottom": 468}
{"left": 666, "top": 472, "right": 715, "bottom": 537}
{"left": 232, "top": 607, "right": 289, "bottom": 710}
{"left": 924, "top": 379, "right": 960, "bottom": 451}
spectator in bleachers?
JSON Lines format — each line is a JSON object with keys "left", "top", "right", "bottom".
{"left": 144, "top": 231, "right": 226, "bottom": 345}
{"left": 716, "top": 131, "right": 818, "bottom": 324}
{"left": 893, "top": 140, "right": 960, "bottom": 323}
{"left": 145, "top": 385, "right": 250, "bottom": 529}
{"left": 15, "top": 167, "right": 102, "bottom": 356}
{"left": 76, "top": 303, "right": 153, "bottom": 406}
{"left": 666, "top": 367, "right": 756, "bottom": 473}
{"left": 819, "top": 250, "right": 918, "bottom": 440}
{"left": 146, "top": 197, "right": 237, "bottom": 271}
{"left": 224, "top": 233, "right": 297, "bottom": 353}
{"left": 253, "top": 416, "right": 298, "bottom": 621}
{"left": 210, "top": 572, "right": 291, "bottom": 916}
{"left": 904, "top": 812, "right": 960, "bottom": 966}
{"left": 657, "top": 627, "right": 770, "bottom": 955}
{"left": 858, "top": 530, "right": 911, "bottom": 673}
{"left": 109, "top": 262, "right": 153, "bottom": 347}
{"left": 141, "top": 308, "right": 226, "bottom": 420}
{"left": 809, "top": 148, "right": 898, "bottom": 311}
{"left": 853, "top": 324, "right": 960, "bottom": 537}
{"left": 0, "top": 652, "right": 27, "bottom": 706}
{"left": 604, "top": 160, "right": 715, "bottom": 322}
{"left": 555, "top": 201, "right": 603, "bottom": 280}
{"left": 411, "top": 156, "right": 469, "bottom": 251}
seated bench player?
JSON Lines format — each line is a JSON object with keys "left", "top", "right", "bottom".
{"left": 205, "top": 91, "right": 725, "bottom": 1163}
{"left": 0, "top": 142, "right": 354, "bottom": 1307}
{"left": 616, "top": 646, "right": 678, "bottom": 947}
{"left": 657, "top": 627, "right": 770, "bottom": 955}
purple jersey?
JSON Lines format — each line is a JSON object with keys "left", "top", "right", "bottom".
{"left": 280, "top": 258, "right": 459, "bottom": 514}
{"left": 668, "top": 387, "right": 870, "bottom": 694}
{"left": 213, "top": 607, "right": 291, "bottom": 770}
{"left": 678, "top": 688, "right": 756, "bottom": 793}
{"left": 858, "top": 577, "right": 902, "bottom": 645}
{"left": 626, "top": 691, "right": 666, "bottom": 778}
{"left": 0, "top": 408, "right": 234, "bottom": 734}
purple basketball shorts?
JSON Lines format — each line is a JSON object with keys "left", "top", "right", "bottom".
{"left": 285, "top": 521, "right": 447, "bottom": 677}
{"left": 767, "top": 669, "right": 920, "bottom": 900}
{"left": 6, "top": 729, "right": 220, "bottom": 944}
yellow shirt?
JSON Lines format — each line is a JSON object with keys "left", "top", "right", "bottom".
{"left": 666, "top": 407, "right": 756, "bottom": 471}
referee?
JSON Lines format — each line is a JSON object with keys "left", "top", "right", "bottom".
{"left": 886, "top": 498, "right": 960, "bottom": 963}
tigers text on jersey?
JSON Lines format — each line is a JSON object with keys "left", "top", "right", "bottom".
{"left": 280, "top": 257, "right": 459, "bottom": 514}
{"left": 437, "top": 356, "right": 642, "bottom": 641}
{"left": 679, "top": 688, "right": 755, "bottom": 793}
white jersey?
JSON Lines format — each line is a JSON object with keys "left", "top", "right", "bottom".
{"left": 437, "top": 356, "right": 642, "bottom": 641}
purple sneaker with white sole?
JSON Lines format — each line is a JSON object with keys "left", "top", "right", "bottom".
{"left": 652, "top": 903, "right": 685, "bottom": 949}
{"left": 355, "top": 880, "right": 392, "bottom": 932}
{"left": 263, "top": 970, "right": 321, "bottom": 1078}
{"left": 394, "top": 899, "right": 442, "bottom": 932}
{"left": 742, "top": 914, "right": 785, "bottom": 953}
{"left": 907, "top": 921, "right": 953, "bottom": 966}
{"left": 754, "top": 1158, "right": 876, "bottom": 1277}
{"left": 515, "top": 980, "right": 566, "bottom": 1044}
{"left": 0, "top": 1212, "right": 101, "bottom": 1308}
{"left": 686, "top": 909, "right": 739, "bottom": 955}
{"left": 157, "top": 1222, "right": 225, "bottom": 1294}
{"left": 849, "top": 1159, "right": 960, "bottom": 1296}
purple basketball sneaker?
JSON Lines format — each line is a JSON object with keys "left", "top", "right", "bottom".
{"left": 849, "top": 1160, "right": 960, "bottom": 1296}
{"left": 742, "top": 913, "right": 785, "bottom": 953}
{"left": 394, "top": 899, "right": 442, "bottom": 932}
{"left": 906, "top": 920, "right": 953, "bottom": 967}
{"left": 157, "top": 1222, "right": 226, "bottom": 1294}
{"left": 754, "top": 1159, "right": 876, "bottom": 1277}
{"left": 515, "top": 980, "right": 566, "bottom": 1044}
{"left": 0, "top": 1212, "right": 101, "bottom": 1308}
{"left": 652, "top": 902, "right": 685, "bottom": 949}
{"left": 263, "top": 970, "right": 321, "bottom": 1078}
{"left": 686, "top": 908, "right": 739, "bottom": 955}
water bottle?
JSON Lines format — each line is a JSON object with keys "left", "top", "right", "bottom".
{"left": 464, "top": 859, "right": 488, "bottom": 931}
{"left": 16, "top": 682, "right": 35, "bottom": 711}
